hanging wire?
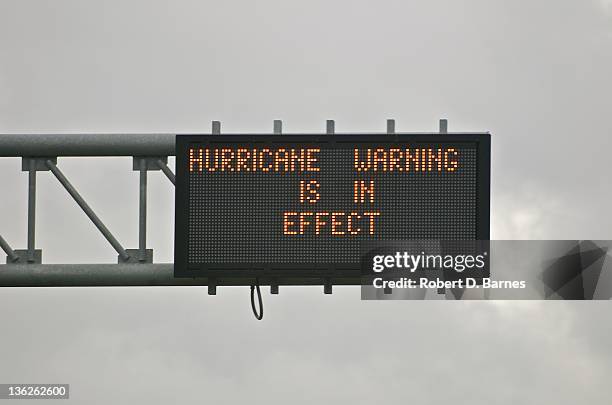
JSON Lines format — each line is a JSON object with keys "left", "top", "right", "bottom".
{"left": 250, "top": 278, "right": 264, "bottom": 320}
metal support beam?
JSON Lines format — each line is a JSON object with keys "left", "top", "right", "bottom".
{"left": 139, "top": 158, "right": 147, "bottom": 262}
{"left": 45, "top": 160, "right": 130, "bottom": 262}
{"left": 157, "top": 159, "right": 176, "bottom": 186}
{"left": 0, "top": 234, "right": 19, "bottom": 263}
{"left": 0, "top": 264, "right": 175, "bottom": 286}
{"left": 27, "top": 159, "right": 36, "bottom": 262}
{"left": 0, "top": 130, "right": 486, "bottom": 158}
{"left": 0, "top": 264, "right": 357, "bottom": 287}
{"left": 0, "top": 134, "right": 175, "bottom": 157}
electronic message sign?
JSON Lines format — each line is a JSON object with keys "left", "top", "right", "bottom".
{"left": 174, "top": 134, "right": 490, "bottom": 284}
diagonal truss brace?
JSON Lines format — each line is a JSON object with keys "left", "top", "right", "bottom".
{"left": 44, "top": 159, "right": 131, "bottom": 262}
{"left": 0, "top": 234, "right": 19, "bottom": 263}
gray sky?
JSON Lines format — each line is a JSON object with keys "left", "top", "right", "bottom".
{"left": 0, "top": 0, "right": 611, "bottom": 403}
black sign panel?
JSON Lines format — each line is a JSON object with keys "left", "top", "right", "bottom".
{"left": 174, "top": 134, "right": 490, "bottom": 284}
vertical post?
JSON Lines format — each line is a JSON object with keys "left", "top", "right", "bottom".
{"left": 386, "top": 119, "right": 395, "bottom": 134}
{"left": 439, "top": 119, "right": 448, "bottom": 134}
{"left": 436, "top": 119, "right": 447, "bottom": 299}
{"left": 212, "top": 121, "right": 221, "bottom": 135}
{"left": 323, "top": 120, "right": 336, "bottom": 294}
{"left": 326, "top": 120, "right": 335, "bottom": 134}
{"left": 27, "top": 159, "right": 36, "bottom": 262}
{"left": 210, "top": 120, "right": 221, "bottom": 271}
{"left": 138, "top": 158, "right": 147, "bottom": 262}
{"left": 273, "top": 120, "right": 282, "bottom": 135}
{"left": 208, "top": 122, "right": 221, "bottom": 279}
{"left": 270, "top": 119, "right": 284, "bottom": 293}
{"left": 379, "top": 110, "right": 394, "bottom": 291}
{"left": 325, "top": 120, "right": 334, "bottom": 294}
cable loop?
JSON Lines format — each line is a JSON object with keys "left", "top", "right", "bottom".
{"left": 250, "top": 278, "right": 264, "bottom": 320}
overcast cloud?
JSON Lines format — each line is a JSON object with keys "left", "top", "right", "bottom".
{"left": 0, "top": 1, "right": 611, "bottom": 403}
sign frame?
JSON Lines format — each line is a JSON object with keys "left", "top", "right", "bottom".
{"left": 174, "top": 133, "right": 490, "bottom": 285}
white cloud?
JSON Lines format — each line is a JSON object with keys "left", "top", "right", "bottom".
{"left": 492, "top": 184, "right": 570, "bottom": 239}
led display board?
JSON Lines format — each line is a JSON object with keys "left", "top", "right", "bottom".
{"left": 174, "top": 134, "right": 490, "bottom": 284}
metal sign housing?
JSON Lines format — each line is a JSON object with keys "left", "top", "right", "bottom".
{"left": 174, "top": 133, "right": 490, "bottom": 285}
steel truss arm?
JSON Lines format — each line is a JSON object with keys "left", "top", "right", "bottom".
{"left": 0, "top": 120, "right": 456, "bottom": 293}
